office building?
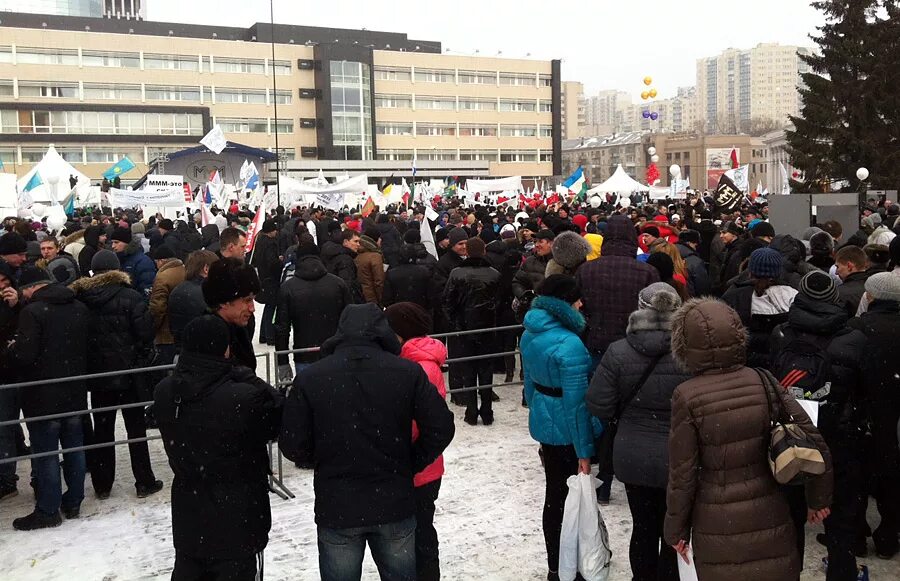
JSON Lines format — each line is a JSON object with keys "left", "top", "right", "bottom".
{"left": 560, "top": 81, "right": 585, "bottom": 140}
{"left": 0, "top": 0, "right": 145, "bottom": 20}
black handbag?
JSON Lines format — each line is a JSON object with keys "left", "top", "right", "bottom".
{"left": 596, "top": 353, "right": 664, "bottom": 474}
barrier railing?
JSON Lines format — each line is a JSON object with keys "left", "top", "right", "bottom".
{"left": 0, "top": 324, "right": 525, "bottom": 502}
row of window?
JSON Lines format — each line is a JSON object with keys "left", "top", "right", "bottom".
{"left": 376, "top": 122, "right": 552, "bottom": 137}
{"left": 0, "top": 47, "right": 292, "bottom": 75}
{"left": 376, "top": 149, "right": 553, "bottom": 163}
{"left": 215, "top": 118, "right": 294, "bottom": 134}
{"left": 0, "top": 146, "right": 297, "bottom": 166}
{"left": 0, "top": 80, "right": 293, "bottom": 104}
{"left": 374, "top": 66, "right": 552, "bottom": 87}
{"left": 373, "top": 94, "right": 551, "bottom": 112}
{"left": 0, "top": 109, "right": 204, "bottom": 136}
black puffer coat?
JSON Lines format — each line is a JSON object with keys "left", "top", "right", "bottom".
{"left": 168, "top": 278, "right": 208, "bottom": 347}
{"left": 511, "top": 253, "right": 550, "bottom": 299}
{"left": 587, "top": 301, "right": 691, "bottom": 489}
{"left": 404, "top": 242, "right": 438, "bottom": 275}
{"left": 200, "top": 224, "right": 220, "bottom": 254}
{"left": 154, "top": 352, "right": 283, "bottom": 559}
{"left": 377, "top": 221, "right": 403, "bottom": 267}
{"left": 676, "top": 242, "right": 711, "bottom": 297}
{"left": 383, "top": 246, "right": 432, "bottom": 309}
{"left": 77, "top": 226, "right": 103, "bottom": 275}
{"left": 430, "top": 250, "right": 465, "bottom": 332}
{"left": 485, "top": 239, "right": 523, "bottom": 327}
{"left": 319, "top": 240, "right": 358, "bottom": 290}
{"left": 70, "top": 271, "right": 155, "bottom": 392}
{"left": 274, "top": 255, "right": 352, "bottom": 366}
{"left": 442, "top": 256, "right": 501, "bottom": 332}
{"left": 250, "top": 233, "right": 282, "bottom": 305}
{"left": 10, "top": 284, "right": 89, "bottom": 417}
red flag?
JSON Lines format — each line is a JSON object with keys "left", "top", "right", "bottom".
{"left": 245, "top": 206, "right": 265, "bottom": 254}
{"left": 497, "top": 195, "right": 509, "bottom": 204}
{"left": 546, "top": 192, "right": 560, "bottom": 206}
{"left": 730, "top": 148, "right": 739, "bottom": 169}
{"left": 361, "top": 196, "right": 376, "bottom": 218}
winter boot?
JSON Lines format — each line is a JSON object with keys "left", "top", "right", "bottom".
{"left": 136, "top": 479, "right": 164, "bottom": 498}
{"left": 12, "top": 509, "right": 62, "bottom": 531}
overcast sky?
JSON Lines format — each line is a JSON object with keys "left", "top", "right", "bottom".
{"left": 150, "top": 0, "right": 825, "bottom": 101}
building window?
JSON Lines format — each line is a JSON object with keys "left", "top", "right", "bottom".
{"left": 376, "top": 122, "right": 413, "bottom": 136}
{"left": 376, "top": 149, "right": 415, "bottom": 161}
{"left": 272, "top": 60, "right": 291, "bottom": 75}
{"left": 459, "top": 98, "right": 497, "bottom": 111}
{"left": 85, "top": 148, "right": 144, "bottom": 164}
{"left": 539, "top": 101, "right": 553, "bottom": 113}
{"left": 0, "top": 148, "right": 15, "bottom": 165}
{"left": 213, "top": 57, "right": 265, "bottom": 75}
{"left": 416, "top": 123, "right": 456, "bottom": 136}
{"left": 458, "top": 70, "right": 496, "bottom": 85}
{"left": 459, "top": 149, "right": 498, "bottom": 162}
{"left": 500, "top": 150, "right": 537, "bottom": 162}
{"left": 145, "top": 85, "right": 201, "bottom": 102}
{"left": 215, "top": 88, "right": 266, "bottom": 104}
{"left": 418, "top": 149, "right": 456, "bottom": 161}
{"left": 539, "top": 152, "right": 553, "bottom": 162}
{"left": 330, "top": 61, "right": 373, "bottom": 161}
{"left": 16, "top": 47, "right": 79, "bottom": 66}
{"left": 273, "top": 90, "right": 292, "bottom": 105}
{"left": 499, "top": 73, "right": 536, "bottom": 86}
{"left": 272, "top": 119, "right": 293, "bottom": 133}
{"left": 374, "top": 94, "right": 412, "bottom": 109}
{"left": 415, "top": 96, "right": 456, "bottom": 111}
{"left": 539, "top": 74, "right": 553, "bottom": 87}
{"left": 0, "top": 80, "right": 12, "bottom": 97}
{"left": 459, "top": 124, "right": 497, "bottom": 137}
{"left": 500, "top": 124, "right": 537, "bottom": 137}
{"left": 217, "top": 117, "right": 268, "bottom": 133}
{"left": 18, "top": 82, "right": 79, "bottom": 99}
{"left": 0, "top": 110, "right": 17, "bottom": 132}
{"left": 83, "top": 83, "right": 141, "bottom": 100}
{"left": 268, "top": 148, "right": 296, "bottom": 161}
{"left": 82, "top": 50, "right": 140, "bottom": 68}
{"left": 374, "top": 67, "right": 412, "bottom": 82}
{"left": 414, "top": 68, "right": 454, "bottom": 83}
{"left": 499, "top": 99, "right": 537, "bottom": 112}
{"left": 539, "top": 125, "right": 552, "bottom": 137}
{"left": 0, "top": 47, "right": 11, "bottom": 64}
{"left": 143, "top": 53, "right": 200, "bottom": 71}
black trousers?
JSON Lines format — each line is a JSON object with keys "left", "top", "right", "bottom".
{"left": 415, "top": 479, "right": 442, "bottom": 581}
{"left": 171, "top": 551, "right": 260, "bottom": 581}
{"left": 624, "top": 484, "right": 678, "bottom": 581}
{"left": 457, "top": 337, "right": 494, "bottom": 422}
{"left": 542, "top": 443, "right": 578, "bottom": 575}
{"left": 446, "top": 335, "right": 464, "bottom": 404}
{"left": 84, "top": 389, "right": 156, "bottom": 494}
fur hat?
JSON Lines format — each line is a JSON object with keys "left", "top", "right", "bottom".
{"left": 638, "top": 282, "right": 682, "bottom": 312}
{"left": 551, "top": 231, "right": 591, "bottom": 269}
{"left": 202, "top": 257, "right": 261, "bottom": 307}
{"left": 385, "top": 302, "right": 433, "bottom": 340}
{"left": 678, "top": 229, "right": 701, "bottom": 246}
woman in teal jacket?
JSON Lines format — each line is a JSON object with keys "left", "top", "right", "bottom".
{"left": 521, "top": 274, "right": 599, "bottom": 581}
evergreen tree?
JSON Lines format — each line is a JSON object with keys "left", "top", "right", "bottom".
{"left": 787, "top": 0, "right": 900, "bottom": 192}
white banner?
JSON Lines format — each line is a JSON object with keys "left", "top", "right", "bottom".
{"left": 315, "top": 192, "right": 344, "bottom": 211}
{"left": 143, "top": 175, "right": 184, "bottom": 192}
{"left": 280, "top": 173, "right": 368, "bottom": 195}
{"left": 465, "top": 176, "right": 523, "bottom": 193}
{"left": 109, "top": 187, "right": 186, "bottom": 208}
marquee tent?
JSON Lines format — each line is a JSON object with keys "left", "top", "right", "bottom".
{"left": 16, "top": 145, "right": 90, "bottom": 204}
{"left": 585, "top": 164, "right": 649, "bottom": 195}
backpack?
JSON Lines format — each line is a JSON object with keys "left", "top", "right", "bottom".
{"left": 769, "top": 333, "right": 833, "bottom": 402}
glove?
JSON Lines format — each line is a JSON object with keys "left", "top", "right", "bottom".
{"left": 276, "top": 364, "right": 294, "bottom": 386}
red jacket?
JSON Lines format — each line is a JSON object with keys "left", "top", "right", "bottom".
{"left": 401, "top": 337, "right": 448, "bottom": 487}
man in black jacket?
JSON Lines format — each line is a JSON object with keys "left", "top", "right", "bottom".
{"left": 155, "top": 315, "right": 283, "bottom": 581}
{"left": 250, "top": 220, "right": 283, "bottom": 345}
{"left": 202, "top": 258, "right": 261, "bottom": 371}
{"left": 8, "top": 267, "right": 89, "bottom": 530}
{"left": 280, "top": 304, "right": 454, "bottom": 581}
{"left": 834, "top": 245, "right": 870, "bottom": 317}
{"left": 511, "top": 229, "right": 554, "bottom": 305}
{"left": 274, "top": 243, "right": 352, "bottom": 385}
{"left": 0, "top": 261, "right": 20, "bottom": 500}
{"left": 383, "top": 244, "right": 432, "bottom": 309}
{"left": 675, "top": 230, "right": 711, "bottom": 296}
{"left": 431, "top": 227, "right": 468, "bottom": 404}
{"left": 320, "top": 228, "right": 362, "bottom": 302}
{"left": 443, "top": 238, "right": 501, "bottom": 425}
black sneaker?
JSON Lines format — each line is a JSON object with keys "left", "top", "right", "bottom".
{"left": 62, "top": 506, "right": 80, "bottom": 519}
{"left": 464, "top": 416, "right": 478, "bottom": 426}
{"left": 12, "top": 510, "right": 62, "bottom": 531}
{"left": 136, "top": 480, "right": 164, "bottom": 498}
{"left": 0, "top": 483, "right": 18, "bottom": 502}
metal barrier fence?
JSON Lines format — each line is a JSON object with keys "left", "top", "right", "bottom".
{"left": 0, "top": 324, "right": 525, "bottom": 501}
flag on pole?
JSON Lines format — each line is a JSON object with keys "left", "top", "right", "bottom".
{"left": 361, "top": 196, "right": 376, "bottom": 218}
{"left": 715, "top": 173, "right": 743, "bottom": 213}
{"left": 729, "top": 148, "right": 739, "bottom": 169}
{"left": 200, "top": 125, "right": 228, "bottom": 154}
{"left": 245, "top": 206, "right": 266, "bottom": 254}
{"left": 724, "top": 165, "right": 749, "bottom": 193}
{"left": 779, "top": 163, "right": 791, "bottom": 195}
{"left": 562, "top": 166, "right": 588, "bottom": 200}
{"left": 62, "top": 191, "right": 76, "bottom": 216}
{"left": 23, "top": 171, "right": 43, "bottom": 193}
{"left": 420, "top": 215, "right": 438, "bottom": 260}
{"left": 102, "top": 156, "right": 136, "bottom": 180}
{"left": 245, "top": 163, "right": 260, "bottom": 192}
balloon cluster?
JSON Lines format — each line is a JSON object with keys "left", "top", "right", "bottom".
{"left": 646, "top": 146, "right": 660, "bottom": 186}
{"left": 640, "top": 76, "right": 659, "bottom": 121}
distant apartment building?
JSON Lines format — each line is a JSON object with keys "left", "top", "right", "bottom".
{"left": 0, "top": 0, "right": 145, "bottom": 20}
{"left": 560, "top": 81, "right": 585, "bottom": 140}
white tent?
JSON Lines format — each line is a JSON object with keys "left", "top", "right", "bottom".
{"left": 16, "top": 145, "right": 90, "bottom": 204}
{"left": 585, "top": 165, "right": 649, "bottom": 195}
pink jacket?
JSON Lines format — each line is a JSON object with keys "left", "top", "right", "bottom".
{"left": 401, "top": 337, "right": 448, "bottom": 487}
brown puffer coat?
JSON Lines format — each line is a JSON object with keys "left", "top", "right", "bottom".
{"left": 664, "top": 298, "right": 833, "bottom": 581}
{"left": 149, "top": 258, "right": 186, "bottom": 346}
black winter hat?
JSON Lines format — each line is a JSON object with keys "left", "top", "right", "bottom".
{"left": 646, "top": 252, "right": 675, "bottom": 281}
{"left": 678, "top": 229, "right": 701, "bottom": 245}
{"left": 750, "top": 221, "right": 776, "bottom": 239}
{"left": 538, "top": 274, "right": 581, "bottom": 303}
{"left": 384, "top": 302, "right": 433, "bottom": 341}
{"left": 0, "top": 232, "right": 27, "bottom": 255}
{"left": 799, "top": 271, "right": 839, "bottom": 304}
{"left": 91, "top": 249, "right": 120, "bottom": 273}
{"left": 295, "top": 241, "right": 320, "bottom": 258}
{"left": 158, "top": 219, "right": 174, "bottom": 231}
{"left": 0, "top": 260, "right": 14, "bottom": 286}
{"left": 202, "top": 257, "right": 261, "bottom": 307}
{"left": 533, "top": 229, "right": 555, "bottom": 241}
{"left": 448, "top": 227, "right": 468, "bottom": 246}
{"left": 149, "top": 245, "right": 175, "bottom": 260}
{"left": 110, "top": 227, "right": 132, "bottom": 244}
{"left": 18, "top": 266, "right": 52, "bottom": 290}
{"left": 403, "top": 229, "right": 421, "bottom": 244}
{"left": 261, "top": 219, "right": 278, "bottom": 234}
{"left": 182, "top": 314, "right": 231, "bottom": 356}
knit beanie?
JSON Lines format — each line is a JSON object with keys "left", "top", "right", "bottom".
{"left": 799, "top": 271, "right": 839, "bottom": 304}
{"left": 638, "top": 281, "right": 682, "bottom": 312}
{"left": 91, "top": 250, "right": 120, "bottom": 274}
{"left": 384, "top": 302, "right": 433, "bottom": 341}
{"left": 110, "top": 227, "right": 132, "bottom": 244}
{"left": 17, "top": 266, "right": 52, "bottom": 290}
{"left": 448, "top": 227, "right": 468, "bottom": 246}
{"left": 0, "top": 232, "right": 27, "bottom": 255}
{"left": 750, "top": 221, "right": 776, "bottom": 239}
{"left": 865, "top": 272, "right": 900, "bottom": 303}
{"left": 131, "top": 221, "right": 145, "bottom": 235}
{"left": 646, "top": 252, "right": 675, "bottom": 281}
{"left": 182, "top": 315, "right": 230, "bottom": 356}
{"left": 538, "top": 274, "right": 581, "bottom": 303}
{"left": 801, "top": 226, "right": 824, "bottom": 242}
{"left": 809, "top": 231, "right": 834, "bottom": 255}
{"left": 466, "top": 237, "right": 486, "bottom": 258}
{"left": 748, "top": 247, "right": 784, "bottom": 280}
{"left": 203, "top": 257, "right": 262, "bottom": 307}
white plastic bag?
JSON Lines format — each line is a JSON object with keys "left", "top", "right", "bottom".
{"left": 677, "top": 545, "right": 698, "bottom": 581}
{"left": 558, "top": 474, "right": 612, "bottom": 581}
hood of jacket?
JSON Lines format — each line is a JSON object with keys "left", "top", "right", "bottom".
{"left": 294, "top": 255, "right": 328, "bottom": 281}
{"left": 671, "top": 297, "right": 748, "bottom": 374}
{"left": 320, "top": 240, "right": 350, "bottom": 262}
{"left": 552, "top": 231, "right": 591, "bottom": 269}
{"left": 787, "top": 293, "right": 849, "bottom": 336}
{"left": 625, "top": 307, "right": 676, "bottom": 358}
{"left": 122, "top": 237, "right": 145, "bottom": 257}
{"left": 63, "top": 229, "right": 85, "bottom": 247}
{"left": 600, "top": 215, "right": 638, "bottom": 257}
{"left": 200, "top": 224, "right": 220, "bottom": 247}
{"left": 358, "top": 235, "right": 380, "bottom": 254}
{"left": 400, "top": 336, "right": 448, "bottom": 366}
{"left": 70, "top": 270, "right": 132, "bottom": 307}
{"left": 83, "top": 225, "right": 103, "bottom": 249}
{"left": 485, "top": 239, "right": 507, "bottom": 257}
{"left": 30, "top": 283, "right": 77, "bottom": 306}
{"left": 523, "top": 295, "right": 585, "bottom": 335}
{"left": 769, "top": 234, "right": 804, "bottom": 267}
{"left": 158, "top": 259, "right": 184, "bottom": 275}
{"left": 169, "top": 351, "right": 237, "bottom": 403}
{"left": 321, "top": 303, "right": 402, "bottom": 356}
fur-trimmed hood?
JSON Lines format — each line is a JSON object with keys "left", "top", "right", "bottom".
{"left": 63, "top": 229, "right": 85, "bottom": 246}
{"left": 670, "top": 297, "right": 748, "bottom": 374}
{"left": 551, "top": 231, "right": 591, "bottom": 269}
{"left": 70, "top": 270, "right": 132, "bottom": 293}
{"left": 524, "top": 295, "right": 586, "bottom": 335}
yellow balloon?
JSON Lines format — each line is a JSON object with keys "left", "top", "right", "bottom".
{"left": 641, "top": 91, "right": 649, "bottom": 100}
{"left": 643, "top": 76, "right": 653, "bottom": 86}
{"left": 649, "top": 88, "right": 658, "bottom": 98}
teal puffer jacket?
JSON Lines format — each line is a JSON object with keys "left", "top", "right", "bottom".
{"left": 521, "top": 295, "right": 600, "bottom": 459}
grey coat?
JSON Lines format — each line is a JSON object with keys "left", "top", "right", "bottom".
{"left": 586, "top": 305, "right": 691, "bottom": 489}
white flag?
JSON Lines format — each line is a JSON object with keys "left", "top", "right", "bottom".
{"left": 200, "top": 125, "right": 228, "bottom": 155}
{"left": 724, "top": 165, "right": 749, "bottom": 193}
{"left": 420, "top": 216, "right": 438, "bottom": 260}
{"left": 779, "top": 163, "right": 791, "bottom": 195}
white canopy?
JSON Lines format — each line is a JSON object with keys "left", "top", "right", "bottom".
{"left": 466, "top": 176, "right": 523, "bottom": 193}
{"left": 586, "top": 165, "right": 649, "bottom": 195}
{"left": 17, "top": 145, "right": 90, "bottom": 203}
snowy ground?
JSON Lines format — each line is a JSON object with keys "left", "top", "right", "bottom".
{"left": 1, "top": 325, "right": 898, "bottom": 580}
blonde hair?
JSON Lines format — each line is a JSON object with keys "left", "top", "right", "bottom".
{"left": 651, "top": 240, "right": 689, "bottom": 279}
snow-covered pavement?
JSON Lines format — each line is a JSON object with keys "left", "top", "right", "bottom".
{"left": 1, "top": 370, "right": 897, "bottom": 580}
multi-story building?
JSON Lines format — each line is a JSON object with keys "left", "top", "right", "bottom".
{"left": 696, "top": 43, "right": 813, "bottom": 135}
{"left": 0, "top": 0, "right": 145, "bottom": 20}
{"left": 583, "top": 89, "right": 630, "bottom": 136}
{"left": 648, "top": 132, "right": 765, "bottom": 190}
{"left": 0, "top": 12, "right": 561, "bottom": 182}
{"left": 560, "top": 81, "right": 585, "bottom": 140}
{"left": 561, "top": 131, "right": 647, "bottom": 185}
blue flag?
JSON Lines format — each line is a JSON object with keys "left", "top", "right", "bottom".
{"left": 64, "top": 193, "right": 75, "bottom": 216}
{"left": 0, "top": 158, "right": 4, "bottom": 171}
{"left": 562, "top": 166, "right": 584, "bottom": 188}
{"left": 102, "top": 156, "right": 136, "bottom": 180}
{"left": 204, "top": 184, "right": 212, "bottom": 205}
{"left": 23, "top": 171, "right": 43, "bottom": 192}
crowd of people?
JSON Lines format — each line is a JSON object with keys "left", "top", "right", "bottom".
{"left": 0, "top": 190, "right": 899, "bottom": 581}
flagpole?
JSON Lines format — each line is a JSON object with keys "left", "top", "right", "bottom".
{"left": 270, "top": 0, "right": 282, "bottom": 209}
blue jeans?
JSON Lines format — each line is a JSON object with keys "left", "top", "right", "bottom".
{"left": 29, "top": 417, "right": 86, "bottom": 515}
{"left": 318, "top": 515, "right": 417, "bottom": 581}
{"left": 0, "top": 387, "right": 18, "bottom": 487}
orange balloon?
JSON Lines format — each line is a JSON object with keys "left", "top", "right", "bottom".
{"left": 649, "top": 88, "right": 658, "bottom": 98}
{"left": 643, "top": 76, "right": 653, "bottom": 86}
{"left": 641, "top": 91, "right": 650, "bottom": 100}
